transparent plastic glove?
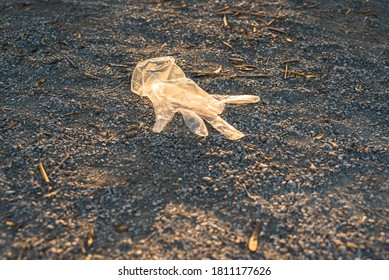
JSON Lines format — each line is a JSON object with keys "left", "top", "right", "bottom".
{"left": 131, "top": 56, "right": 260, "bottom": 140}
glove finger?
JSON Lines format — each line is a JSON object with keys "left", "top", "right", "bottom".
{"left": 205, "top": 116, "right": 245, "bottom": 140}
{"left": 178, "top": 109, "right": 208, "bottom": 137}
{"left": 152, "top": 109, "right": 175, "bottom": 133}
{"left": 211, "top": 94, "right": 260, "bottom": 104}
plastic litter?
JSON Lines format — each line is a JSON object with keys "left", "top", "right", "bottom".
{"left": 131, "top": 56, "right": 260, "bottom": 140}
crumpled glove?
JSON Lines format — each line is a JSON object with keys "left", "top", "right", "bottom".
{"left": 131, "top": 56, "right": 260, "bottom": 140}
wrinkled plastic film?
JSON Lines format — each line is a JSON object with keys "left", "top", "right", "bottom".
{"left": 131, "top": 56, "right": 260, "bottom": 140}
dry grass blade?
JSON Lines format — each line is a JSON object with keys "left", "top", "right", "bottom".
{"left": 114, "top": 225, "right": 130, "bottom": 233}
{"left": 213, "top": 66, "right": 222, "bottom": 74}
{"left": 223, "top": 14, "right": 229, "bottom": 28}
{"left": 222, "top": 41, "right": 235, "bottom": 50}
{"left": 53, "top": 46, "right": 79, "bottom": 69}
{"left": 344, "top": 8, "right": 352, "bottom": 15}
{"left": 232, "top": 64, "right": 257, "bottom": 71}
{"left": 229, "top": 57, "right": 245, "bottom": 63}
{"left": 215, "top": 6, "right": 229, "bottom": 13}
{"left": 79, "top": 239, "right": 86, "bottom": 254}
{"left": 287, "top": 70, "right": 318, "bottom": 78}
{"left": 266, "top": 18, "right": 276, "bottom": 26}
{"left": 43, "top": 188, "right": 61, "bottom": 198}
{"left": 267, "top": 27, "right": 287, "bottom": 34}
{"left": 188, "top": 71, "right": 272, "bottom": 79}
{"left": 24, "top": 55, "right": 37, "bottom": 63}
{"left": 0, "top": 177, "right": 11, "bottom": 185}
{"left": 158, "top": 42, "right": 167, "bottom": 51}
{"left": 108, "top": 62, "right": 131, "bottom": 68}
{"left": 237, "top": 73, "right": 273, "bottom": 78}
{"left": 39, "top": 162, "right": 50, "bottom": 183}
{"left": 119, "top": 68, "right": 131, "bottom": 73}
{"left": 83, "top": 72, "right": 103, "bottom": 80}
{"left": 346, "top": 242, "right": 360, "bottom": 249}
{"left": 282, "top": 59, "right": 299, "bottom": 64}
{"left": 0, "top": 107, "right": 14, "bottom": 111}
{"left": 357, "top": 10, "right": 378, "bottom": 17}
{"left": 2, "top": 121, "right": 18, "bottom": 132}
{"left": 231, "top": 10, "right": 277, "bottom": 18}
{"left": 104, "top": 80, "right": 127, "bottom": 93}
{"left": 313, "top": 131, "right": 327, "bottom": 140}
{"left": 87, "top": 228, "right": 95, "bottom": 246}
{"left": 34, "top": 76, "right": 48, "bottom": 87}
{"left": 328, "top": 141, "right": 339, "bottom": 147}
{"left": 0, "top": 51, "right": 11, "bottom": 62}
{"left": 305, "top": 73, "right": 318, "bottom": 78}
{"left": 287, "top": 70, "right": 306, "bottom": 77}
{"left": 303, "top": 3, "right": 319, "bottom": 9}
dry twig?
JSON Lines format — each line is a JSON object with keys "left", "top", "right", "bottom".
{"left": 49, "top": 154, "right": 70, "bottom": 176}
{"left": 53, "top": 46, "right": 79, "bottom": 69}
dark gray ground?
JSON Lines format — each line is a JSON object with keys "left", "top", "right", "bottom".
{"left": 0, "top": 0, "right": 388, "bottom": 260}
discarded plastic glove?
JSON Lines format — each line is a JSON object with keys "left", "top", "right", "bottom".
{"left": 131, "top": 56, "right": 260, "bottom": 140}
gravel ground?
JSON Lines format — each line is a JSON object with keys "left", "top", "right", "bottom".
{"left": 0, "top": 0, "right": 388, "bottom": 260}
